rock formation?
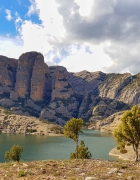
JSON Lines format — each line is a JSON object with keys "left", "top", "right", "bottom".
{"left": 15, "top": 52, "right": 47, "bottom": 101}
{"left": 0, "top": 55, "right": 17, "bottom": 93}
{"left": 0, "top": 51, "right": 139, "bottom": 125}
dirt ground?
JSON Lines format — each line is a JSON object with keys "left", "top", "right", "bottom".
{"left": 0, "top": 159, "right": 140, "bottom": 180}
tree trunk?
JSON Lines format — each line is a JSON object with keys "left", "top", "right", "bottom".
{"left": 134, "top": 147, "right": 139, "bottom": 162}
{"left": 76, "top": 140, "right": 78, "bottom": 159}
{"left": 133, "top": 144, "right": 139, "bottom": 162}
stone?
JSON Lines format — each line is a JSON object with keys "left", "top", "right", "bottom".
{"left": 108, "top": 168, "right": 118, "bottom": 174}
{"left": 127, "top": 176, "right": 134, "bottom": 180}
{"left": 23, "top": 163, "right": 28, "bottom": 167}
{"left": 10, "top": 91, "right": 19, "bottom": 101}
{"left": 85, "top": 177, "right": 96, "bottom": 180}
{"left": 0, "top": 98, "right": 15, "bottom": 107}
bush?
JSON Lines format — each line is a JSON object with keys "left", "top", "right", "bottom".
{"left": 70, "top": 140, "right": 92, "bottom": 159}
{"left": 26, "top": 129, "right": 37, "bottom": 133}
{"left": 116, "top": 146, "right": 120, "bottom": 150}
{"left": 18, "top": 170, "right": 26, "bottom": 177}
{"left": 120, "top": 149, "right": 127, "bottom": 154}
{"left": 5, "top": 145, "right": 23, "bottom": 162}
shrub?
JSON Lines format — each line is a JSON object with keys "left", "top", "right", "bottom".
{"left": 70, "top": 140, "right": 92, "bottom": 159}
{"left": 18, "top": 170, "right": 26, "bottom": 177}
{"left": 120, "top": 149, "right": 127, "bottom": 154}
{"left": 5, "top": 145, "right": 23, "bottom": 162}
{"left": 116, "top": 146, "right": 120, "bottom": 150}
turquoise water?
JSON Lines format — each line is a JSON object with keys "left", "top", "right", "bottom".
{"left": 0, "top": 129, "right": 117, "bottom": 162}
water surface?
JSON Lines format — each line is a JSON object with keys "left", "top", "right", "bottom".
{"left": 0, "top": 129, "right": 117, "bottom": 162}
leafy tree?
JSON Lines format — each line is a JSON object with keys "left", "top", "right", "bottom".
{"left": 64, "top": 117, "right": 84, "bottom": 159}
{"left": 5, "top": 145, "right": 23, "bottom": 162}
{"left": 70, "top": 140, "right": 92, "bottom": 159}
{"left": 114, "top": 105, "right": 140, "bottom": 162}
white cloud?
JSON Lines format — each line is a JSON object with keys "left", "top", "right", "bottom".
{"left": 0, "top": 36, "right": 23, "bottom": 59}
{"left": 74, "top": 0, "right": 93, "bottom": 17}
{"left": 14, "top": 12, "right": 23, "bottom": 32}
{"left": 58, "top": 44, "right": 113, "bottom": 72}
{"left": 5, "top": 9, "right": 12, "bottom": 21}
{"left": 27, "top": 0, "right": 39, "bottom": 16}
{"left": 1, "top": 0, "right": 140, "bottom": 74}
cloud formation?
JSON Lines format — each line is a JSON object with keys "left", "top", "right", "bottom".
{"left": 5, "top": 9, "right": 12, "bottom": 21}
{"left": 1, "top": 0, "right": 140, "bottom": 74}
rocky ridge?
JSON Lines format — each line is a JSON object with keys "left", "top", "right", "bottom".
{"left": 0, "top": 107, "right": 63, "bottom": 136}
{"left": 0, "top": 51, "right": 139, "bottom": 125}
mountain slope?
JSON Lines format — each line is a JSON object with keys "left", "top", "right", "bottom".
{"left": 0, "top": 52, "right": 138, "bottom": 125}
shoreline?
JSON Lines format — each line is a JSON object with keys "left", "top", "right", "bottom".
{"left": 109, "top": 146, "right": 136, "bottom": 161}
{"left": 1, "top": 131, "right": 64, "bottom": 137}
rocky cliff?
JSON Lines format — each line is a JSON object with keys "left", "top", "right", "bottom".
{"left": 0, "top": 51, "right": 138, "bottom": 125}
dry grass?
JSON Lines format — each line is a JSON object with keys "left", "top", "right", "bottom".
{"left": 0, "top": 159, "right": 140, "bottom": 180}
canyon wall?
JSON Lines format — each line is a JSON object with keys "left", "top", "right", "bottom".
{"left": 0, "top": 51, "right": 139, "bottom": 125}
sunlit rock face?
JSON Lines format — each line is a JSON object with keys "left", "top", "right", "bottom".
{"left": 30, "top": 53, "right": 47, "bottom": 101}
{"left": 0, "top": 51, "right": 139, "bottom": 125}
{"left": 15, "top": 52, "right": 47, "bottom": 101}
{"left": 0, "top": 55, "right": 18, "bottom": 93}
{"left": 49, "top": 66, "right": 74, "bottom": 100}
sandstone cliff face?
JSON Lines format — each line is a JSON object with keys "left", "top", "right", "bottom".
{"left": 49, "top": 66, "right": 74, "bottom": 100}
{"left": 0, "top": 55, "right": 17, "bottom": 93}
{"left": 98, "top": 73, "right": 140, "bottom": 104}
{"left": 78, "top": 94, "right": 130, "bottom": 121}
{"left": 40, "top": 97, "right": 80, "bottom": 125}
{"left": 15, "top": 52, "right": 38, "bottom": 98}
{"left": 70, "top": 71, "right": 106, "bottom": 95}
{"left": 30, "top": 53, "right": 46, "bottom": 101}
{"left": 15, "top": 52, "right": 46, "bottom": 101}
{"left": 0, "top": 52, "right": 138, "bottom": 125}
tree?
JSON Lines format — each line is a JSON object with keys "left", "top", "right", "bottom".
{"left": 70, "top": 140, "right": 92, "bottom": 159}
{"left": 64, "top": 117, "right": 84, "bottom": 159}
{"left": 5, "top": 145, "right": 23, "bottom": 162}
{"left": 114, "top": 105, "right": 140, "bottom": 162}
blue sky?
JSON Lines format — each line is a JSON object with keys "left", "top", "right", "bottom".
{"left": 0, "top": 0, "right": 140, "bottom": 74}
{"left": 0, "top": 0, "right": 41, "bottom": 35}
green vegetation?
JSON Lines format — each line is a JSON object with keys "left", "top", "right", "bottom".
{"left": 5, "top": 145, "right": 23, "bottom": 162}
{"left": 26, "top": 129, "right": 37, "bottom": 133}
{"left": 18, "top": 170, "right": 26, "bottom": 177}
{"left": 114, "top": 105, "right": 140, "bottom": 162}
{"left": 64, "top": 117, "right": 84, "bottom": 159}
{"left": 70, "top": 140, "right": 92, "bottom": 159}
{"left": 50, "top": 126, "right": 63, "bottom": 134}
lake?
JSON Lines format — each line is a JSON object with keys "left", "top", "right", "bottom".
{"left": 0, "top": 129, "right": 117, "bottom": 162}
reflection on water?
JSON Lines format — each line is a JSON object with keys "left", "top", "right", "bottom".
{"left": 0, "top": 129, "right": 117, "bottom": 162}
{"left": 82, "top": 130, "right": 113, "bottom": 137}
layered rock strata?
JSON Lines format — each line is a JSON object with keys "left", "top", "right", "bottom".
{"left": 0, "top": 51, "right": 139, "bottom": 125}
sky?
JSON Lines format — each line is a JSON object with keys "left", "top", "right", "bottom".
{"left": 0, "top": 0, "right": 140, "bottom": 74}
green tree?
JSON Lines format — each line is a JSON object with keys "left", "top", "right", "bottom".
{"left": 64, "top": 117, "right": 84, "bottom": 159}
{"left": 5, "top": 145, "right": 23, "bottom": 162}
{"left": 70, "top": 140, "right": 92, "bottom": 159}
{"left": 114, "top": 105, "right": 140, "bottom": 162}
